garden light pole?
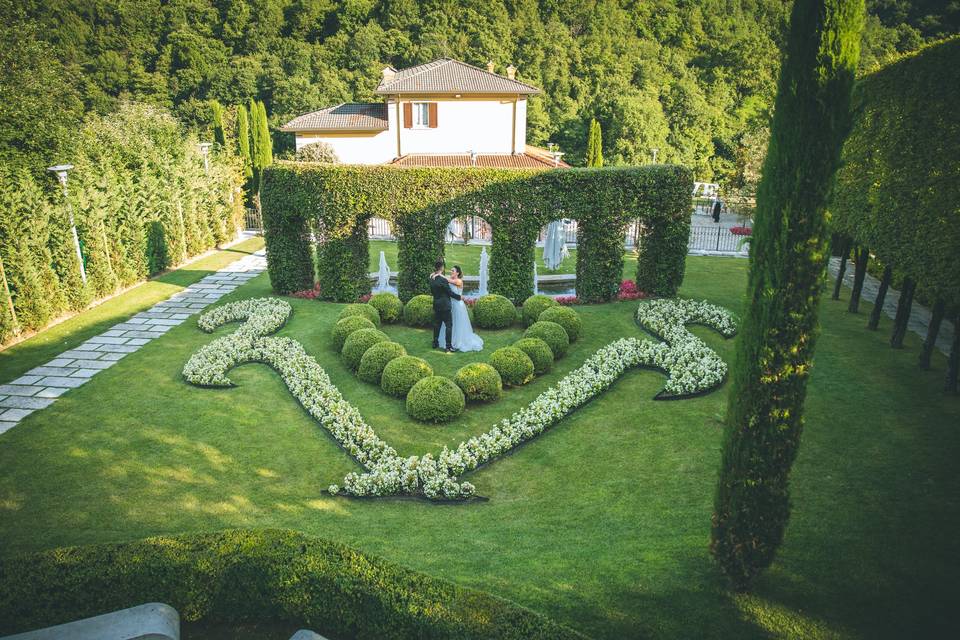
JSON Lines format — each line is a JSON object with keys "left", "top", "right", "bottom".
{"left": 48, "top": 164, "right": 86, "bottom": 284}
{"left": 651, "top": 148, "right": 659, "bottom": 163}
{"left": 198, "top": 142, "right": 212, "bottom": 173}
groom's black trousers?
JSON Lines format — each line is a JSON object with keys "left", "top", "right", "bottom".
{"left": 433, "top": 305, "right": 454, "bottom": 349}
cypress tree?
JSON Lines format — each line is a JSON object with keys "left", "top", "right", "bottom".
{"left": 248, "top": 99, "right": 262, "bottom": 193}
{"left": 711, "top": 0, "right": 864, "bottom": 590}
{"left": 237, "top": 103, "right": 253, "bottom": 180}
{"left": 586, "top": 118, "right": 603, "bottom": 167}
{"left": 258, "top": 101, "right": 273, "bottom": 166}
{"left": 211, "top": 100, "right": 226, "bottom": 146}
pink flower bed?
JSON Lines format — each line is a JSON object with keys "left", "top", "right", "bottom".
{"left": 291, "top": 283, "right": 321, "bottom": 300}
{"left": 729, "top": 226, "right": 752, "bottom": 236}
{"left": 618, "top": 280, "right": 648, "bottom": 301}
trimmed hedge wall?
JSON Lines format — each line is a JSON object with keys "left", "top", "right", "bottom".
{"left": 261, "top": 164, "right": 692, "bottom": 303}
{"left": 0, "top": 529, "right": 587, "bottom": 639}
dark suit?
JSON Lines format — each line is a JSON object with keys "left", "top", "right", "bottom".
{"left": 430, "top": 274, "right": 461, "bottom": 349}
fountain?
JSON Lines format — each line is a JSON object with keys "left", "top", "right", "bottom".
{"left": 373, "top": 251, "right": 394, "bottom": 293}
{"left": 478, "top": 246, "right": 489, "bottom": 296}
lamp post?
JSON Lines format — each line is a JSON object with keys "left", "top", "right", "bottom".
{"left": 650, "top": 148, "right": 659, "bottom": 164}
{"left": 48, "top": 164, "right": 86, "bottom": 284}
{"left": 197, "top": 142, "right": 213, "bottom": 173}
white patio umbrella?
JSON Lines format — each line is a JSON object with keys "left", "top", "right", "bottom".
{"left": 374, "top": 250, "right": 392, "bottom": 292}
{"left": 542, "top": 220, "right": 564, "bottom": 270}
{"left": 478, "top": 246, "right": 489, "bottom": 296}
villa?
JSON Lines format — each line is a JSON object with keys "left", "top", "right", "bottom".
{"left": 280, "top": 58, "right": 570, "bottom": 168}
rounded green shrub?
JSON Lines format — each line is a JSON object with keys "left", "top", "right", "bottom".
{"left": 403, "top": 294, "right": 434, "bottom": 327}
{"left": 538, "top": 305, "right": 582, "bottom": 342}
{"left": 522, "top": 294, "right": 559, "bottom": 326}
{"left": 357, "top": 341, "right": 407, "bottom": 384}
{"left": 489, "top": 347, "right": 535, "bottom": 387}
{"left": 454, "top": 362, "right": 503, "bottom": 403}
{"left": 341, "top": 328, "right": 389, "bottom": 371}
{"left": 369, "top": 292, "right": 403, "bottom": 323}
{"left": 331, "top": 315, "right": 376, "bottom": 350}
{"left": 473, "top": 294, "right": 517, "bottom": 329}
{"left": 406, "top": 376, "right": 466, "bottom": 423}
{"left": 338, "top": 303, "right": 381, "bottom": 326}
{"left": 381, "top": 355, "right": 434, "bottom": 397}
{"left": 513, "top": 337, "right": 554, "bottom": 375}
{"left": 525, "top": 320, "right": 569, "bottom": 358}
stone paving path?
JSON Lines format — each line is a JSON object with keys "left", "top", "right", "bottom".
{"left": 828, "top": 257, "right": 955, "bottom": 355}
{"left": 0, "top": 250, "right": 267, "bottom": 435}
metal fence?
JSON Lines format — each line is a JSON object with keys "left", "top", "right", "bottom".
{"left": 687, "top": 225, "right": 747, "bottom": 253}
{"left": 244, "top": 208, "right": 262, "bottom": 233}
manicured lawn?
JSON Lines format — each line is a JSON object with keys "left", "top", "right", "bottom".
{"left": 0, "top": 255, "right": 957, "bottom": 639}
{"left": 370, "top": 239, "right": 584, "bottom": 276}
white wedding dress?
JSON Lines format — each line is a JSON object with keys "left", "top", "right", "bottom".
{"left": 438, "top": 283, "right": 483, "bottom": 352}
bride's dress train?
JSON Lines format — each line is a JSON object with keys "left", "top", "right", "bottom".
{"left": 438, "top": 284, "right": 483, "bottom": 352}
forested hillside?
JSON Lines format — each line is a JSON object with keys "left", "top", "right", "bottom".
{"left": 4, "top": 0, "right": 957, "bottom": 178}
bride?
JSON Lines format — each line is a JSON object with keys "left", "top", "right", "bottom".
{"left": 438, "top": 266, "right": 483, "bottom": 352}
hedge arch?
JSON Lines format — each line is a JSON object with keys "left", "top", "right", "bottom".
{"left": 262, "top": 163, "right": 693, "bottom": 303}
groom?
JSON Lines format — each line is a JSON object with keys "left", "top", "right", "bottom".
{"left": 429, "top": 257, "right": 461, "bottom": 352}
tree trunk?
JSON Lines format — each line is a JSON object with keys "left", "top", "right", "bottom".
{"left": 890, "top": 277, "right": 916, "bottom": 348}
{"left": 832, "top": 238, "right": 851, "bottom": 300}
{"left": 919, "top": 299, "right": 945, "bottom": 370}
{"left": 867, "top": 265, "right": 892, "bottom": 330}
{"left": 947, "top": 311, "right": 959, "bottom": 394}
{"left": 848, "top": 246, "right": 869, "bottom": 313}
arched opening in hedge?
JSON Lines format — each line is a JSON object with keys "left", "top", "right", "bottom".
{"left": 442, "top": 213, "right": 492, "bottom": 297}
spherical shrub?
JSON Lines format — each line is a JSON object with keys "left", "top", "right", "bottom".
{"left": 525, "top": 320, "right": 570, "bottom": 358}
{"left": 357, "top": 341, "right": 407, "bottom": 384}
{"left": 473, "top": 294, "right": 517, "bottom": 329}
{"left": 403, "top": 295, "right": 434, "bottom": 327}
{"left": 454, "top": 362, "right": 503, "bottom": 403}
{"left": 338, "top": 303, "right": 380, "bottom": 326}
{"left": 522, "top": 294, "right": 559, "bottom": 326}
{"left": 369, "top": 292, "right": 403, "bottom": 323}
{"left": 341, "top": 328, "right": 389, "bottom": 371}
{"left": 406, "top": 376, "right": 465, "bottom": 423}
{"left": 513, "top": 337, "right": 554, "bottom": 375}
{"left": 331, "top": 315, "right": 375, "bottom": 351}
{"left": 538, "top": 305, "right": 582, "bottom": 342}
{"left": 381, "top": 356, "right": 434, "bottom": 397}
{"left": 489, "top": 347, "right": 535, "bottom": 387}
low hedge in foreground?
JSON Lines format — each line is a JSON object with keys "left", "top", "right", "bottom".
{"left": 0, "top": 529, "right": 588, "bottom": 639}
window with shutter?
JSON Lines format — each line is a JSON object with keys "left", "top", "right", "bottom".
{"left": 402, "top": 103, "right": 412, "bottom": 128}
{"left": 428, "top": 103, "right": 438, "bottom": 128}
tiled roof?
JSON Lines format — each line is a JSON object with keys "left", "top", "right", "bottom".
{"left": 280, "top": 103, "right": 388, "bottom": 132}
{"left": 391, "top": 152, "right": 568, "bottom": 169}
{"left": 376, "top": 58, "right": 540, "bottom": 95}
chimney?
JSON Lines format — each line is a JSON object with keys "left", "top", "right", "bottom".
{"left": 506, "top": 64, "right": 516, "bottom": 80}
{"left": 470, "top": 150, "right": 477, "bottom": 167}
{"left": 486, "top": 60, "right": 495, "bottom": 74}
{"left": 381, "top": 66, "right": 396, "bottom": 84}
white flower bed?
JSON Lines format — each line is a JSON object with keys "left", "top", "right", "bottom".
{"left": 183, "top": 297, "right": 737, "bottom": 501}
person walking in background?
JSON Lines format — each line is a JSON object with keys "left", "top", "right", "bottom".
{"left": 712, "top": 197, "right": 722, "bottom": 223}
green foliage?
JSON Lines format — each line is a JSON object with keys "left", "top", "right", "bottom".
{"left": 338, "top": 303, "right": 381, "bottom": 326}
{"left": 586, "top": 119, "right": 604, "bottom": 168}
{"left": 513, "top": 337, "right": 554, "bottom": 375}
{"left": 236, "top": 104, "right": 253, "bottom": 181}
{"left": 369, "top": 292, "right": 403, "bottom": 323}
{"left": 330, "top": 315, "right": 375, "bottom": 351}
{"left": 295, "top": 142, "right": 339, "bottom": 164}
{"left": 403, "top": 295, "right": 434, "bottom": 327}
{"left": 454, "top": 362, "right": 503, "bottom": 403}
{"left": 260, "top": 164, "right": 691, "bottom": 305}
{"left": 145, "top": 221, "right": 169, "bottom": 276}
{"left": 357, "top": 341, "right": 407, "bottom": 384}
{"left": 0, "top": 529, "right": 585, "bottom": 639}
{"left": 831, "top": 36, "right": 960, "bottom": 310}
{"left": 525, "top": 320, "right": 569, "bottom": 358}
{"left": 341, "top": 328, "right": 389, "bottom": 371}
{"left": 521, "top": 294, "right": 558, "bottom": 327}
{"left": 538, "top": 306, "right": 582, "bottom": 342}
{"left": 210, "top": 100, "right": 226, "bottom": 147}
{"left": 474, "top": 294, "right": 518, "bottom": 329}
{"left": 381, "top": 355, "right": 434, "bottom": 398}
{"left": 406, "top": 376, "right": 466, "bottom": 423}
{"left": 489, "top": 346, "right": 535, "bottom": 387}
{"left": 712, "top": 0, "right": 864, "bottom": 589}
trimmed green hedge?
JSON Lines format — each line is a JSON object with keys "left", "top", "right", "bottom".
{"left": 0, "top": 529, "right": 587, "bottom": 639}
{"left": 473, "top": 294, "right": 517, "bottom": 329}
{"left": 261, "top": 163, "right": 692, "bottom": 304}
{"left": 369, "top": 292, "right": 403, "bottom": 323}
{"left": 381, "top": 356, "right": 433, "bottom": 398}
{"left": 338, "top": 303, "right": 381, "bottom": 326}
{"left": 525, "top": 321, "right": 569, "bottom": 358}
{"left": 522, "top": 294, "right": 558, "bottom": 327}
{"left": 357, "top": 341, "right": 407, "bottom": 384}
{"left": 490, "top": 347, "right": 535, "bottom": 387}
{"left": 341, "top": 328, "right": 389, "bottom": 370}
{"left": 330, "top": 315, "right": 375, "bottom": 351}
{"left": 454, "top": 363, "right": 503, "bottom": 403}
{"left": 403, "top": 295, "right": 434, "bottom": 327}
{"left": 538, "top": 306, "right": 582, "bottom": 342}
{"left": 406, "top": 376, "right": 466, "bottom": 423}
{"left": 513, "top": 337, "right": 554, "bottom": 375}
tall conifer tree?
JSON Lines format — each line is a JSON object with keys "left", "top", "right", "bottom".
{"left": 236, "top": 104, "right": 253, "bottom": 180}
{"left": 210, "top": 100, "right": 226, "bottom": 146}
{"left": 711, "top": 0, "right": 864, "bottom": 589}
{"left": 586, "top": 119, "right": 604, "bottom": 167}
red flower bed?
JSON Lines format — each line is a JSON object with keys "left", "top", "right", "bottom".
{"left": 617, "top": 280, "right": 648, "bottom": 301}
{"left": 729, "top": 226, "right": 752, "bottom": 236}
{"left": 291, "top": 283, "right": 321, "bottom": 299}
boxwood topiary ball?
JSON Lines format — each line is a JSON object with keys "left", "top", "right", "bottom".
{"left": 331, "top": 315, "right": 376, "bottom": 351}
{"left": 513, "top": 337, "right": 554, "bottom": 375}
{"left": 403, "top": 295, "right": 434, "bottom": 327}
{"left": 338, "top": 303, "right": 381, "bottom": 326}
{"left": 381, "top": 355, "right": 434, "bottom": 397}
{"left": 454, "top": 362, "right": 503, "bottom": 403}
{"left": 406, "top": 376, "right": 466, "bottom": 423}
{"left": 369, "top": 292, "right": 403, "bottom": 323}
{"left": 357, "top": 341, "right": 407, "bottom": 384}
{"left": 489, "top": 347, "right": 535, "bottom": 387}
{"left": 538, "top": 305, "right": 582, "bottom": 342}
{"left": 525, "top": 320, "right": 570, "bottom": 358}
{"left": 473, "top": 294, "right": 517, "bottom": 329}
{"left": 522, "top": 294, "right": 559, "bottom": 327}
{"left": 341, "top": 328, "right": 389, "bottom": 371}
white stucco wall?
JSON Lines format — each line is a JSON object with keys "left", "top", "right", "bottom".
{"left": 294, "top": 131, "right": 395, "bottom": 165}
